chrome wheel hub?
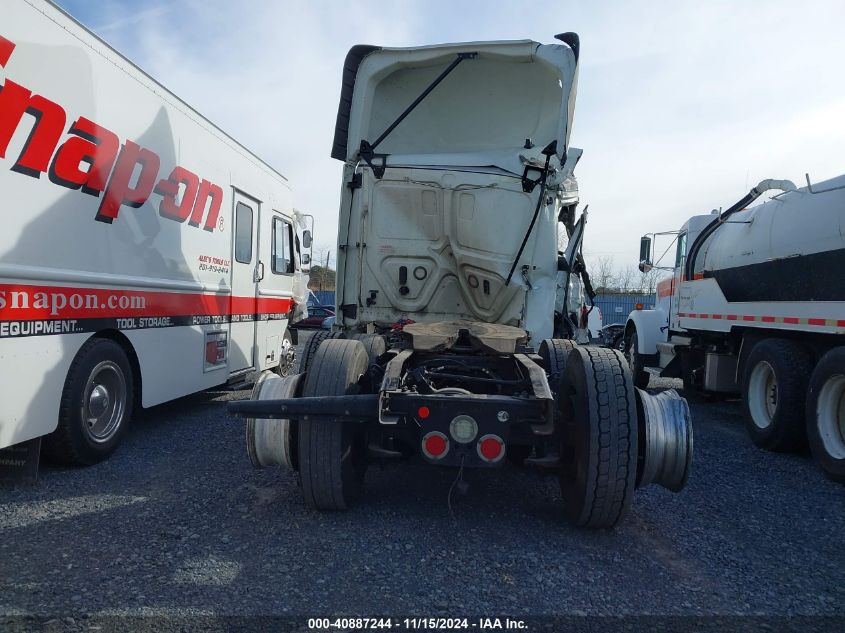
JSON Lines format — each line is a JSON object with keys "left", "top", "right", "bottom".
{"left": 82, "top": 361, "right": 127, "bottom": 443}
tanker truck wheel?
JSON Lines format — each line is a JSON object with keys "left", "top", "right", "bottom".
{"left": 805, "top": 347, "right": 845, "bottom": 483}
{"left": 43, "top": 337, "right": 134, "bottom": 466}
{"left": 559, "top": 346, "right": 638, "bottom": 528}
{"left": 742, "top": 338, "right": 812, "bottom": 452}
{"left": 298, "top": 339, "right": 369, "bottom": 510}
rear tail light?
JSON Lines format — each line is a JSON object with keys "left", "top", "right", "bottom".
{"left": 422, "top": 431, "right": 449, "bottom": 459}
{"left": 477, "top": 434, "right": 505, "bottom": 463}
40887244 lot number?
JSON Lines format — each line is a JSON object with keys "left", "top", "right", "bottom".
{"left": 308, "top": 618, "right": 525, "bottom": 630}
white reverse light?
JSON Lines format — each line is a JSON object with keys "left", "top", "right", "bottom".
{"left": 449, "top": 414, "right": 478, "bottom": 444}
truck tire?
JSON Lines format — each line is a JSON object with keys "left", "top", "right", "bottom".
{"left": 298, "top": 339, "right": 369, "bottom": 510}
{"left": 559, "top": 346, "right": 638, "bottom": 529}
{"left": 297, "top": 329, "right": 342, "bottom": 374}
{"left": 624, "top": 330, "right": 650, "bottom": 389}
{"left": 539, "top": 338, "right": 577, "bottom": 390}
{"left": 274, "top": 330, "right": 297, "bottom": 377}
{"left": 742, "top": 338, "right": 812, "bottom": 452}
{"left": 805, "top": 347, "right": 845, "bottom": 483}
{"left": 42, "top": 338, "right": 134, "bottom": 466}
{"left": 350, "top": 333, "right": 387, "bottom": 365}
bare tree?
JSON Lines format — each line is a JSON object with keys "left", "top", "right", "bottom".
{"left": 615, "top": 265, "right": 637, "bottom": 293}
{"left": 590, "top": 255, "right": 617, "bottom": 292}
{"left": 638, "top": 267, "right": 663, "bottom": 295}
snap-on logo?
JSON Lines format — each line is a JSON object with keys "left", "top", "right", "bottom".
{"left": 0, "top": 34, "right": 223, "bottom": 231}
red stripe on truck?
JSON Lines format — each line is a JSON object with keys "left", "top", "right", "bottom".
{"left": 677, "top": 312, "right": 841, "bottom": 329}
{"left": 0, "top": 284, "right": 293, "bottom": 321}
{"left": 0, "top": 35, "right": 14, "bottom": 67}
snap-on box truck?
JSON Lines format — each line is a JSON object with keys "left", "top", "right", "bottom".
{"left": 0, "top": 0, "right": 309, "bottom": 476}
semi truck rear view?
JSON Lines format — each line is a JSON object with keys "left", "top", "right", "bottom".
{"left": 1, "top": 0, "right": 309, "bottom": 475}
{"left": 231, "top": 34, "right": 694, "bottom": 528}
{"left": 627, "top": 174, "right": 845, "bottom": 482}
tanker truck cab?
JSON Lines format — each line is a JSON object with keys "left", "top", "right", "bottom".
{"left": 623, "top": 213, "right": 713, "bottom": 388}
{"left": 626, "top": 175, "right": 845, "bottom": 483}
{"left": 231, "top": 34, "right": 694, "bottom": 528}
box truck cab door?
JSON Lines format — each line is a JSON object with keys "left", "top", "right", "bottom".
{"left": 230, "top": 192, "right": 260, "bottom": 373}
{"left": 254, "top": 209, "right": 297, "bottom": 370}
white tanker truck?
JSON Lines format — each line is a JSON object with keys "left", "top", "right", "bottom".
{"left": 626, "top": 173, "right": 845, "bottom": 483}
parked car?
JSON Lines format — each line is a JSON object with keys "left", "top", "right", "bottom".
{"left": 296, "top": 305, "right": 335, "bottom": 328}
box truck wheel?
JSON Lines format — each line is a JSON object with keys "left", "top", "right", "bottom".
{"left": 43, "top": 338, "right": 134, "bottom": 466}
{"left": 559, "top": 346, "right": 637, "bottom": 528}
{"left": 742, "top": 339, "right": 811, "bottom": 452}
{"left": 275, "top": 330, "right": 296, "bottom": 377}
{"left": 624, "top": 331, "right": 650, "bottom": 389}
{"left": 298, "top": 339, "right": 369, "bottom": 510}
{"left": 806, "top": 347, "right": 845, "bottom": 483}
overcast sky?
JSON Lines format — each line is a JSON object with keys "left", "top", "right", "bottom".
{"left": 56, "top": 0, "right": 845, "bottom": 269}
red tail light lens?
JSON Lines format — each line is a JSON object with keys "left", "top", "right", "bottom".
{"left": 422, "top": 432, "right": 449, "bottom": 459}
{"left": 417, "top": 406, "right": 430, "bottom": 420}
{"left": 477, "top": 435, "right": 505, "bottom": 463}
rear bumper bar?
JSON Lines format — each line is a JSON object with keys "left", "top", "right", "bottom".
{"left": 228, "top": 395, "right": 379, "bottom": 420}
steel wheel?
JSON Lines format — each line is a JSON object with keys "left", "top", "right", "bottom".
{"left": 82, "top": 360, "right": 127, "bottom": 444}
{"left": 43, "top": 338, "right": 134, "bottom": 465}
{"left": 748, "top": 361, "right": 777, "bottom": 430}
{"left": 276, "top": 331, "right": 297, "bottom": 377}
{"left": 806, "top": 348, "right": 845, "bottom": 483}
{"left": 817, "top": 374, "right": 845, "bottom": 460}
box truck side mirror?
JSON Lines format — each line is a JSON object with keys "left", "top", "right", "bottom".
{"left": 302, "top": 230, "right": 313, "bottom": 249}
{"left": 302, "top": 253, "right": 311, "bottom": 265}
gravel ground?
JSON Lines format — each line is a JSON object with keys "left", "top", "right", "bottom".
{"left": 1, "top": 332, "right": 844, "bottom": 626}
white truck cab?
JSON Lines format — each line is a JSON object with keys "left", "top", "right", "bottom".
{"left": 233, "top": 34, "right": 693, "bottom": 529}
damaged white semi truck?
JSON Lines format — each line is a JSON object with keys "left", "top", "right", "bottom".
{"left": 229, "top": 34, "right": 693, "bottom": 528}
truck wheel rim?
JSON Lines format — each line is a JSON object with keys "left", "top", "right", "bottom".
{"left": 278, "top": 337, "right": 296, "bottom": 377}
{"left": 748, "top": 361, "right": 777, "bottom": 429}
{"left": 626, "top": 339, "right": 637, "bottom": 368}
{"left": 817, "top": 374, "right": 845, "bottom": 460}
{"left": 82, "top": 361, "right": 126, "bottom": 443}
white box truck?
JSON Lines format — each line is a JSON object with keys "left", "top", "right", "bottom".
{"left": 0, "top": 0, "right": 309, "bottom": 474}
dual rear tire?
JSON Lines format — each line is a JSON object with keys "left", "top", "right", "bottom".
{"left": 742, "top": 339, "right": 845, "bottom": 483}
{"left": 558, "top": 346, "right": 638, "bottom": 528}
{"left": 298, "top": 339, "right": 370, "bottom": 510}
{"left": 806, "top": 348, "right": 845, "bottom": 483}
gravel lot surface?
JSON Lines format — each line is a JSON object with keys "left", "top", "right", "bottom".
{"left": 2, "top": 332, "right": 843, "bottom": 626}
